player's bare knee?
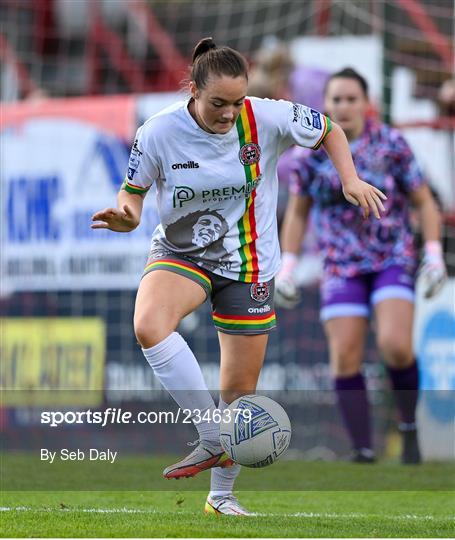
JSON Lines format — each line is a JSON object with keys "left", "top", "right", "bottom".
{"left": 330, "top": 347, "right": 362, "bottom": 377}
{"left": 134, "top": 313, "right": 177, "bottom": 348}
{"left": 377, "top": 334, "right": 412, "bottom": 367}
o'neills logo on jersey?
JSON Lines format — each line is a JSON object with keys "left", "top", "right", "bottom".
{"left": 250, "top": 282, "right": 270, "bottom": 303}
{"left": 248, "top": 305, "right": 271, "bottom": 314}
{"left": 239, "top": 143, "right": 261, "bottom": 166}
{"left": 172, "top": 161, "right": 200, "bottom": 170}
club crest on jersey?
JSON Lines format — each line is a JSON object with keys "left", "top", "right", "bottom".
{"left": 239, "top": 143, "right": 261, "bottom": 166}
{"left": 250, "top": 282, "right": 270, "bottom": 303}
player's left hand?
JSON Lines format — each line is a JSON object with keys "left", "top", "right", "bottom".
{"left": 91, "top": 204, "right": 139, "bottom": 232}
{"left": 419, "top": 241, "right": 447, "bottom": 298}
{"left": 342, "top": 178, "right": 387, "bottom": 219}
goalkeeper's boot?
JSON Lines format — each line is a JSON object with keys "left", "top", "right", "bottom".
{"left": 350, "top": 447, "right": 376, "bottom": 463}
{"left": 400, "top": 424, "right": 421, "bottom": 465}
{"left": 204, "top": 494, "right": 255, "bottom": 516}
{"left": 163, "top": 440, "right": 234, "bottom": 479}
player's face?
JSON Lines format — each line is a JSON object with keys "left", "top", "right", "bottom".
{"left": 192, "top": 215, "right": 223, "bottom": 247}
{"left": 190, "top": 75, "right": 247, "bottom": 134}
{"left": 324, "top": 78, "right": 368, "bottom": 138}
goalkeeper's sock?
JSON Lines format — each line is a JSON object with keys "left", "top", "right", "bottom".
{"left": 209, "top": 398, "right": 241, "bottom": 498}
{"left": 142, "top": 332, "right": 218, "bottom": 443}
{"left": 334, "top": 373, "right": 373, "bottom": 452}
{"left": 386, "top": 360, "right": 419, "bottom": 426}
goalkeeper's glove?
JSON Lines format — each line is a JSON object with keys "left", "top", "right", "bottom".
{"left": 275, "top": 252, "right": 301, "bottom": 309}
{"left": 420, "top": 241, "right": 447, "bottom": 299}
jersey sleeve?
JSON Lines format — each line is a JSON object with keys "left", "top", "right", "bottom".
{"left": 122, "top": 125, "right": 160, "bottom": 195}
{"left": 388, "top": 129, "right": 426, "bottom": 194}
{"left": 275, "top": 99, "right": 332, "bottom": 150}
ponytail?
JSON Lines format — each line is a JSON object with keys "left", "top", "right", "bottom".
{"left": 190, "top": 37, "right": 248, "bottom": 89}
{"left": 192, "top": 37, "right": 217, "bottom": 63}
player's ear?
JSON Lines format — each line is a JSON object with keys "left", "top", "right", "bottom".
{"left": 189, "top": 81, "right": 199, "bottom": 99}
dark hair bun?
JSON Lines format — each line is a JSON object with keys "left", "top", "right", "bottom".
{"left": 190, "top": 38, "right": 248, "bottom": 89}
{"left": 192, "top": 37, "right": 217, "bottom": 63}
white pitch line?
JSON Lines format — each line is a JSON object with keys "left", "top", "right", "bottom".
{"left": 0, "top": 507, "right": 155, "bottom": 514}
{"left": 0, "top": 507, "right": 452, "bottom": 522}
{"left": 262, "top": 511, "right": 443, "bottom": 521}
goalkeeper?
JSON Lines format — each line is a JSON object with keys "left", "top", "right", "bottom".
{"left": 92, "top": 41, "right": 385, "bottom": 515}
{"left": 276, "top": 68, "right": 447, "bottom": 464}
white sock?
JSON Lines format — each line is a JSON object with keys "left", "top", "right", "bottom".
{"left": 209, "top": 398, "right": 241, "bottom": 498}
{"left": 142, "top": 332, "right": 218, "bottom": 443}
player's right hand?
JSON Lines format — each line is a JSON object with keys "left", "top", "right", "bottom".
{"left": 91, "top": 204, "right": 139, "bottom": 232}
{"left": 419, "top": 241, "right": 447, "bottom": 298}
{"left": 275, "top": 274, "right": 301, "bottom": 309}
{"left": 342, "top": 177, "right": 387, "bottom": 219}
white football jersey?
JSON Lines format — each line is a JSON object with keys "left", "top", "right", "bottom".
{"left": 123, "top": 97, "right": 331, "bottom": 282}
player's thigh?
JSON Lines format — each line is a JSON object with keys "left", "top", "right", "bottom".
{"left": 371, "top": 265, "right": 415, "bottom": 367}
{"left": 134, "top": 270, "right": 207, "bottom": 347}
{"left": 218, "top": 332, "right": 269, "bottom": 403}
{"left": 324, "top": 317, "right": 369, "bottom": 376}
{"left": 320, "top": 274, "right": 369, "bottom": 376}
{"left": 374, "top": 299, "right": 414, "bottom": 367}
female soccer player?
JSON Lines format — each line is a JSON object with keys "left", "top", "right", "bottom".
{"left": 92, "top": 42, "right": 385, "bottom": 515}
{"left": 277, "top": 68, "right": 447, "bottom": 464}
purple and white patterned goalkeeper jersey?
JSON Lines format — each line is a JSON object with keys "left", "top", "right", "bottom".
{"left": 288, "top": 120, "right": 426, "bottom": 278}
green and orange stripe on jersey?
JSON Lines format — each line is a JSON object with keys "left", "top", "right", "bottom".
{"left": 122, "top": 178, "right": 150, "bottom": 195}
{"left": 313, "top": 115, "right": 332, "bottom": 150}
{"left": 235, "top": 99, "right": 260, "bottom": 283}
{"left": 212, "top": 311, "right": 276, "bottom": 332}
{"left": 143, "top": 259, "right": 212, "bottom": 293}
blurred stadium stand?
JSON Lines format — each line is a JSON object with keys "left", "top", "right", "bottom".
{"left": 0, "top": 0, "right": 453, "bottom": 101}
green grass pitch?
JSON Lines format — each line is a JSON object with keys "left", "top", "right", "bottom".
{"left": 1, "top": 459, "right": 454, "bottom": 537}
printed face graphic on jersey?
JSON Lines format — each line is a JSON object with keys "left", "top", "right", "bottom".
{"left": 192, "top": 215, "right": 223, "bottom": 247}
{"left": 164, "top": 209, "right": 231, "bottom": 270}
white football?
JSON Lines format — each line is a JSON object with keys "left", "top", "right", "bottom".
{"left": 219, "top": 394, "right": 292, "bottom": 468}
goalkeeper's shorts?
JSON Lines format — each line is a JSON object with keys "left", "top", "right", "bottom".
{"left": 320, "top": 265, "right": 415, "bottom": 322}
{"left": 143, "top": 252, "right": 276, "bottom": 335}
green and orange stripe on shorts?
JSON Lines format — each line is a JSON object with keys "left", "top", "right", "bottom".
{"left": 143, "top": 259, "right": 212, "bottom": 296}
{"left": 212, "top": 310, "right": 276, "bottom": 333}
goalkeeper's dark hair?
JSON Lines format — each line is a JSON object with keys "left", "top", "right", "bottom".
{"left": 325, "top": 67, "right": 369, "bottom": 97}
{"left": 191, "top": 37, "right": 248, "bottom": 89}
